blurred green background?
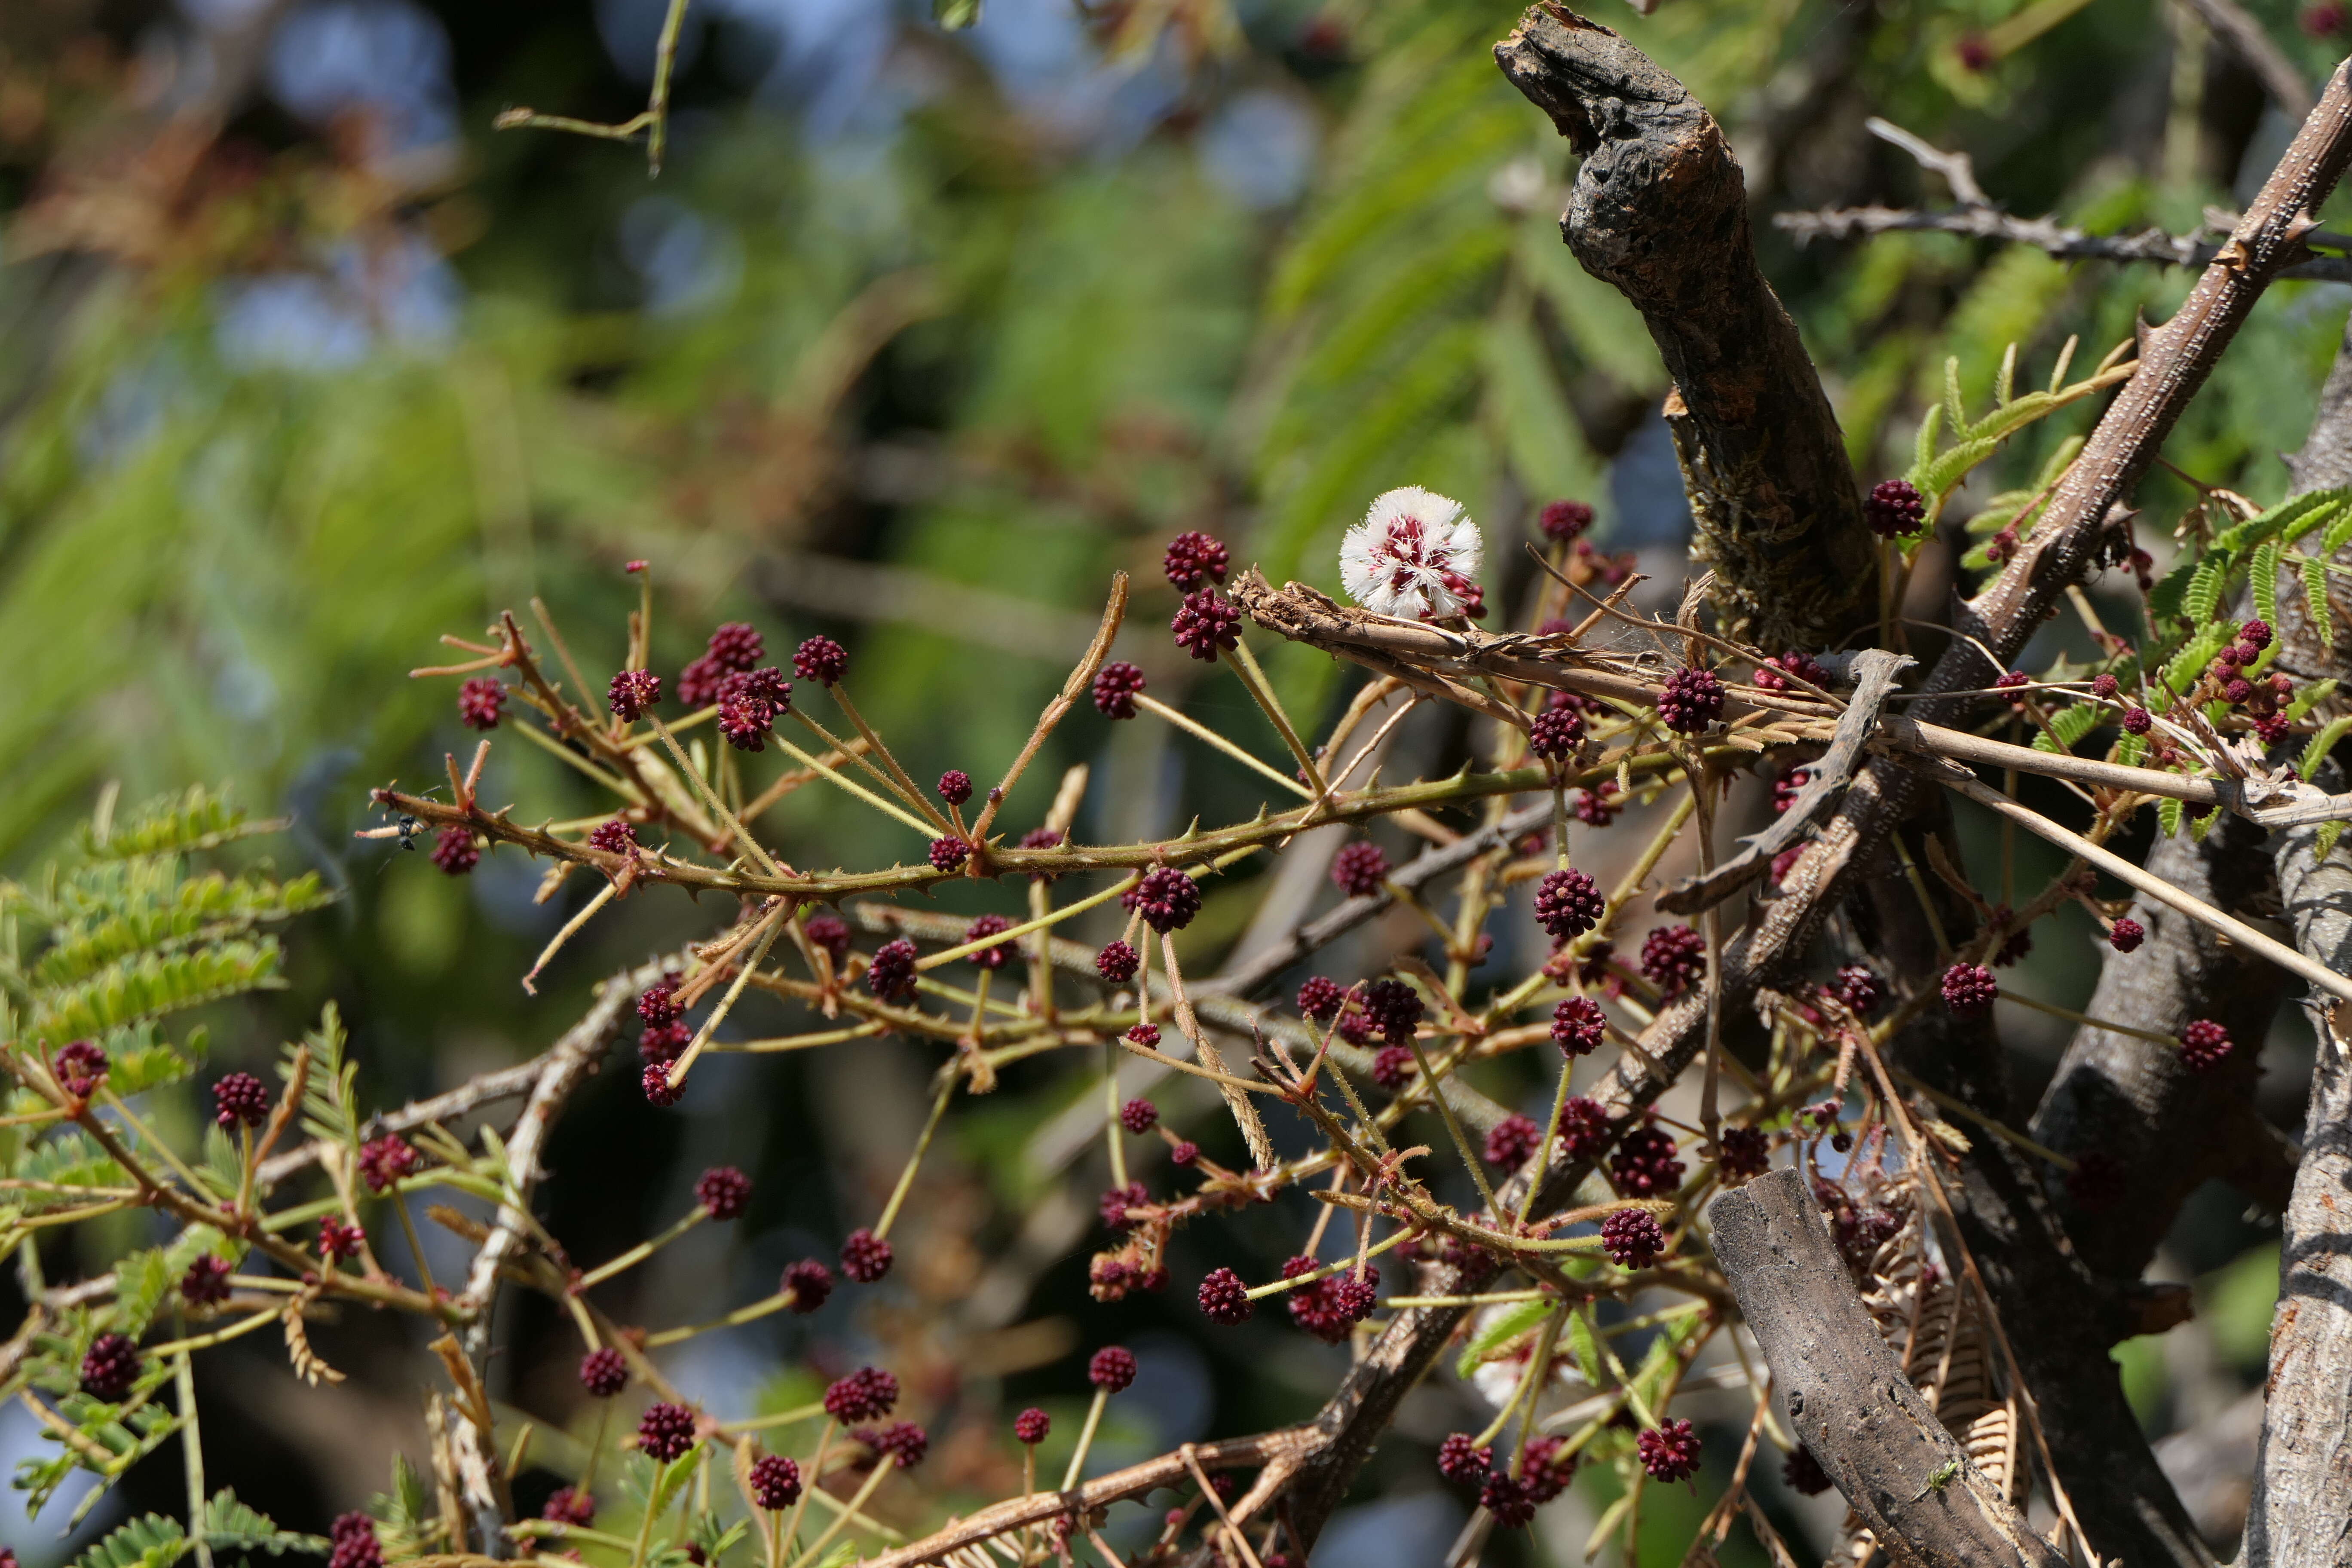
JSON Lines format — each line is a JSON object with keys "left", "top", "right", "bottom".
{"left": 2, "top": 0, "right": 2343, "bottom": 1560}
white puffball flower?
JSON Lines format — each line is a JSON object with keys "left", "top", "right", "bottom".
{"left": 1339, "top": 487, "right": 1484, "bottom": 620}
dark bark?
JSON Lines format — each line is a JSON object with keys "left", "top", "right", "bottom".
{"left": 2032, "top": 813, "right": 2290, "bottom": 1277}
{"left": 2244, "top": 805, "right": 2352, "bottom": 1567}
{"left": 1712, "top": 1170, "right": 2068, "bottom": 1568}
{"left": 1494, "top": 6, "right": 1877, "bottom": 652}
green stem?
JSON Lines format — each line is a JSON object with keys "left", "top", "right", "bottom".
{"left": 1060, "top": 1388, "right": 1110, "bottom": 1492}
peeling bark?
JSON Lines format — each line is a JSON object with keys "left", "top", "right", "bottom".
{"left": 1713, "top": 1170, "right": 2069, "bottom": 1568}
{"left": 2245, "top": 809, "right": 2352, "bottom": 1568}
{"left": 1494, "top": 6, "right": 1877, "bottom": 651}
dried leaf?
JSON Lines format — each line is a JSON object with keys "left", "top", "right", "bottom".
{"left": 282, "top": 1283, "right": 344, "bottom": 1386}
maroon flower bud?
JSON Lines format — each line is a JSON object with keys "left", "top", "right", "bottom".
{"left": 1484, "top": 1114, "right": 1541, "bottom": 1168}
{"left": 1942, "top": 962, "right": 1997, "bottom": 1017}
{"left": 1539, "top": 499, "right": 1594, "bottom": 541}
{"left": 1773, "top": 767, "right": 1811, "bottom": 814}
{"left": 637, "top": 1402, "right": 698, "bottom": 1464}
{"left": 54, "top": 1039, "right": 107, "bottom": 1097}
{"left": 318, "top": 1219, "right": 364, "bottom": 1261}
{"left": 588, "top": 819, "right": 638, "bottom": 858}
{"left": 2109, "top": 917, "right": 2146, "bottom": 953}
{"left": 1575, "top": 784, "right": 1621, "bottom": 827}
{"left": 1331, "top": 840, "right": 1389, "bottom": 897}
{"left": 213, "top": 1072, "right": 270, "bottom": 1129}
{"left": 1097, "top": 940, "right": 1140, "bottom": 985}
{"left": 1656, "top": 666, "right": 1724, "bottom": 732}
{"left": 329, "top": 1516, "right": 382, "bottom": 1568}
{"left": 80, "top": 1332, "right": 141, "bottom": 1402}
{"left": 1363, "top": 977, "right": 1422, "bottom": 1044}
{"left": 1169, "top": 1139, "right": 1199, "bottom": 1166}
{"left": 359, "top": 1135, "right": 418, "bottom": 1193}
{"left": 1170, "top": 589, "right": 1241, "bottom": 662}
{"left": 1124, "top": 866, "right": 1202, "bottom": 933}
{"left": 2241, "top": 618, "right": 2274, "bottom": 650}
{"left": 937, "top": 770, "right": 973, "bottom": 806}
{"left": 607, "top": 669, "right": 660, "bottom": 721}
{"left": 2091, "top": 672, "right": 2119, "bottom": 700}
{"left": 1600, "top": 1208, "right": 1664, "bottom": 1268}
{"left": 1534, "top": 867, "right": 1605, "bottom": 940}
{"left": 1014, "top": 1408, "right": 1051, "bottom": 1445}
{"left": 1088, "top": 1345, "right": 1138, "bottom": 1392}
{"left": 1119, "top": 1098, "right": 1159, "bottom": 1134}
{"left": 1528, "top": 704, "right": 1584, "bottom": 762}
{"left": 181, "top": 1254, "right": 233, "bottom": 1308}
{"left": 431, "top": 827, "right": 480, "bottom": 875}
{"left": 1099, "top": 1181, "right": 1150, "bottom": 1230}
{"left": 1481, "top": 1471, "right": 1535, "bottom": 1528}
{"left": 747, "top": 1453, "right": 801, "bottom": 1510}
{"left": 1371, "top": 1044, "right": 1415, "bottom": 1090}
{"left": 695, "top": 1166, "right": 752, "bottom": 1221}
{"left": 2181, "top": 1018, "right": 2233, "bottom": 1071}
{"left": 1296, "top": 975, "right": 1343, "bottom": 1022}
{"left": 867, "top": 937, "right": 918, "bottom": 1003}
{"left": 1864, "top": 478, "right": 1925, "bottom": 538}
{"left": 1718, "top": 1125, "right": 1770, "bottom": 1179}
{"left": 642, "top": 1063, "right": 684, "bottom": 1106}
{"left": 963, "top": 913, "right": 1014, "bottom": 971}
{"left": 1092, "top": 661, "right": 1146, "bottom": 719}
{"left": 1125, "top": 1022, "right": 1161, "bottom": 1047}
{"left": 579, "top": 1348, "right": 628, "bottom": 1397}
{"left": 840, "top": 1227, "right": 894, "bottom": 1283}
{"left": 782, "top": 1259, "right": 834, "bottom": 1313}
{"left": 805, "top": 914, "right": 851, "bottom": 962}
{"left": 677, "top": 654, "right": 728, "bottom": 707}
{"left": 928, "top": 836, "right": 970, "bottom": 873}
{"left": 706, "top": 622, "right": 763, "bottom": 672}
{"left": 1609, "top": 1125, "right": 1684, "bottom": 1197}
{"left": 1162, "top": 531, "right": 1231, "bottom": 591}
{"left": 2123, "top": 706, "right": 2153, "bottom": 735}
{"left": 542, "top": 1487, "right": 596, "bottom": 1526}
{"left": 1829, "top": 965, "right": 1882, "bottom": 1015}
{"left": 1557, "top": 1097, "right": 1612, "bottom": 1162}
{"left": 1197, "top": 1267, "right": 1252, "bottom": 1323}
{"left": 823, "top": 1366, "right": 899, "bottom": 1423}
{"left": 859, "top": 1421, "right": 927, "bottom": 1469}
{"left": 459, "top": 678, "right": 505, "bottom": 731}
{"left": 1637, "top": 1418, "right": 1701, "bottom": 1482}
{"left": 2225, "top": 677, "right": 2255, "bottom": 705}
{"left": 1552, "top": 995, "right": 1605, "bottom": 1056}
{"left": 793, "top": 636, "right": 847, "bottom": 686}
{"left": 1437, "top": 1433, "right": 1492, "bottom": 1485}
{"left": 1640, "top": 925, "right": 1707, "bottom": 997}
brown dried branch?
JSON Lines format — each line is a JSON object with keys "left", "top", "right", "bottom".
{"left": 1710, "top": 1170, "right": 2066, "bottom": 1568}
{"left": 857, "top": 1428, "right": 1320, "bottom": 1568}
{"left": 1774, "top": 205, "right": 2352, "bottom": 286}
{"left": 1494, "top": 6, "right": 1877, "bottom": 650}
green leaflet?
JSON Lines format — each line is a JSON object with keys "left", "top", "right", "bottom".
{"left": 200, "top": 1489, "right": 329, "bottom": 1555}
{"left": 286, "top": 1002, "right": 362, "bottom": 1150}
{"left": 2159, "top": 796, "right": 2185, "bottom": 839}
{"left": 2303, "top": 557, "right": 2336, "bottom": 647}
{"left": 71, "top": 1516, "right": 187, "bottom": 1568}
{"left": 81, "top": 788, "right": 269, "bottom": 862}
{"left": 32, "top": 870, "right": 330, "bottom": 990}
{"left": 2251, "top": 538, "right": 2282, "bottom": 625}
{"left": 2031, "top": 701, "right": 2104, "bottom": 754}
{"left": 31, "top": 938, "right": 285, "bottom": 1043}
{"left": 2213, "top": 487, "right": 2352, "bottom": 554}
{"left": 1453, "top": 1298, "right": 1553, "bottom": 1379}
{"left": 2286, "top": 678, "right": 2340, "bottom": 722}
{"left": 2319, "top": 821, "right": 2346, "bottom": 861}
{"left": 2298, "top": 717, "right": 2352, "bottom": 781}
{"left": 2149, "top": 553, "right": 2202, "bottom": 621}
{"left": 111, "top": 1250, "right": 173, "bottom": 1341}
{"left": 2182, "top": 554, "right": 2229, "bottom": 624}
{"left": 932, "top": 0, "right": 981, "bottom": 25}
